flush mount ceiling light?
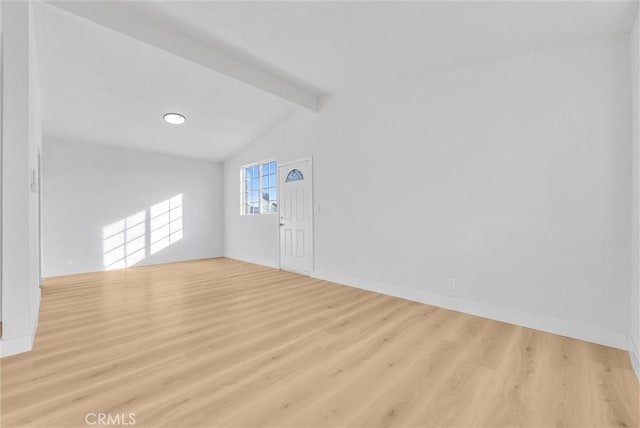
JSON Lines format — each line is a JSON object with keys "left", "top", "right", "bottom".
{"left": 163, "top": 113, "right": 186, "bottom": 125}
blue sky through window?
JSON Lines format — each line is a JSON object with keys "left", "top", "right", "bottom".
{"left": 243, "top": 161, "right": 277, "bottom": 214}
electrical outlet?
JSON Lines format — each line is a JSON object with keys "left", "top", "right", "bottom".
{"left": 447, "top": 278, "right": 456, "bottom": 291}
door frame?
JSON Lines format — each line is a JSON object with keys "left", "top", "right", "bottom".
{"left": 277, "top": 156, "right": 314, "bottom": 274}
{"left": 37, "top": 148, "right": 43, "bottom": 286}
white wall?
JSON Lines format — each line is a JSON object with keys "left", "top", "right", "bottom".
{"left": 0, "top": 2, "right": 43, "bottom": 357}
{"left": 225, "top": 36, "right": 632, "bottom": 350}
{"left": 0, "top": 0, "right": 4, "bottom": 323}
{"left": 43, "top": 139, "right": 223, "bottom": 277}
{"left": 630, "top": 10, "right": 639, "bottom": 378}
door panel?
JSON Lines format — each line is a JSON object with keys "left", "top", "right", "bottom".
{"left": 279, "top": 160, "right": 313, "bottom": 273}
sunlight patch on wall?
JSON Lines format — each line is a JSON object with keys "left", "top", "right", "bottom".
{"left": 102, "top": 194, "right": 183, "bottom": 270}
{"left": 150, "top": 194, "right": 183, "bottom": 255}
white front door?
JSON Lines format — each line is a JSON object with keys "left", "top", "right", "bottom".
{"left": 279, "top": 159, "right": 313, "bottom": 274}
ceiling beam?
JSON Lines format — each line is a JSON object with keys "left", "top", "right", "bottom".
{"left": 48, "top": 1, "right": 320, "bottom": 111}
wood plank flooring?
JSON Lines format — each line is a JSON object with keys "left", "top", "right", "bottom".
{"left": 1, "top": 258, "right": 638, "bottom": 427}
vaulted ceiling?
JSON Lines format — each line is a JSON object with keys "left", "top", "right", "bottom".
{"left": 36, "top": 1, "right": 638, "bottom": 161}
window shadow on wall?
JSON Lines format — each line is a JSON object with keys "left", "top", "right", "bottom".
{"left": 102, "top": 194, "right": 183, "bottom": 270}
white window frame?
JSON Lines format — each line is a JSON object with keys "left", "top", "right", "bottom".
{"left": 240, "top": 159, "right": 278, "bottom": 215}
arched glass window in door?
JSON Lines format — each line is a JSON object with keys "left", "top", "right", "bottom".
{"left": 285, "top": 169, "right": 304, "bottom": 182}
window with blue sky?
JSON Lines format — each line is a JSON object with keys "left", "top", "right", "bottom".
{"left": 242, "top": 161, "right": 277, "bottom": 215}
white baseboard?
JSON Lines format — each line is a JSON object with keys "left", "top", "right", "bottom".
{"left": 629, "top": 335, "right": 640, "bottom": 381}
{"left": 222, "top": 255, "right": 630, "bottom": 351}
{"left": 1, "top": 311, "right": 40, "bottom": 358}
{"left": 43, "top": 253, "right": 225, "bottom": 278}
{"left": 311, "top": 269, "right": 629, "bottom": 351}
{"left": 0, "top": 288, "right": 41, "bottom": 358}
{"left": 0, "top": 333, "right": 36, "bottom": 357}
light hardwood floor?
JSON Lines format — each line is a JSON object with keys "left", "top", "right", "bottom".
{"left": 1, "top": 258, "right": 638, "bottom": 427}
